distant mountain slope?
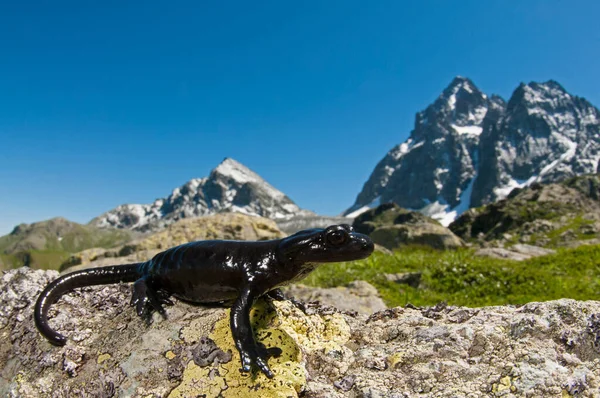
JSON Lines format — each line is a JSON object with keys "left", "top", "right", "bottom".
{"left": 345, "top": 77, "right": 600, "bottom": 225}
{"left": 0, "top": 217, "right": 133, "bottom": 255}
{"left": 0, "top": 217, "right": 133, "bottom": 270}
{"left": 90, "top": 158, "right": 313, "bottom": 232}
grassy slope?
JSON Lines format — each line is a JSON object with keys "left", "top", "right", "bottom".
{"left": 0, "top": 220, "right": 132, "bottom": 272}
{"left": 303, "top": 244, "right": 600, "bottom": 308}
{"left": 0, "top": 225, "right": 131, "bottom": 254}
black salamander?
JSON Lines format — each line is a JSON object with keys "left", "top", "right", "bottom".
{"left": 34, "top": 224, "right": 374, "bottom": 378}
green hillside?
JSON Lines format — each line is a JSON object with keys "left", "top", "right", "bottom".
{"left": 0, "top": 217, "right": 133, "bottom": 271}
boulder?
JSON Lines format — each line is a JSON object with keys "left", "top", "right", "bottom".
{"left": 62, "top": 213, "right": 284, "bottom": 271}
{"left": 2, "top": 268, "right": 600, "bottom": 397}
{"left": 354, "top": 203, "right": 464, "bottom": 250}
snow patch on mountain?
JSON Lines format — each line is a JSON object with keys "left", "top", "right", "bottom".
{"left": 451, "top": 125, "right": 483, "bottom": 136}
{"left": 345, "top": 196, "right": 381, "bottom": 219}
{"left": 493, "top": 176, "right": 537, "bottom": 202}
{"left": 421, "top": 176, "right": 476, "bottom": 226}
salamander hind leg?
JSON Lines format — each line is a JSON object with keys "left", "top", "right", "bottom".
{"left": 130, "top": 278, "right": 173, "bottom": 323}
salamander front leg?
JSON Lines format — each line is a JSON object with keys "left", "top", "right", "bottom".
{"left": 231, "top": 288, "right": 276, "bottom": 378}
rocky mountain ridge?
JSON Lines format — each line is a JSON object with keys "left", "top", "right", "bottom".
{"left": 90, "top": 158, "right": 313, "bottom": 232}
{"left": 346, "top": 77, "right": 600, "bottom": 225}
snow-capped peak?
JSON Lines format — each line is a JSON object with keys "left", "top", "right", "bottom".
{"left": 439, "top": 76, "right": 486, "bottom": 110}
{"left": 91, "top": 158, "right": 311, "bottom": 232}
{"left": 213, "top": 157, "right": 262, "bottom": 185}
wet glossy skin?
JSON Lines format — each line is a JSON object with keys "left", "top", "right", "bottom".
{"left": 34, "top": 224, "right": 374, "bottom": 378}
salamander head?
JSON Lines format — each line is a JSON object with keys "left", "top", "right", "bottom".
{"left": 277, "top": 224, "right": 374, "bottom": 266}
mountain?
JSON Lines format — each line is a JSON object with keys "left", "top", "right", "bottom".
{"left": 90, "top": 158, "right": 313, "bottom": 232}
{"left": 345, "top": 77, "right": 600, "bottom": 225}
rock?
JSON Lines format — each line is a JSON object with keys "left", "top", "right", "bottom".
{"left": 370, "top": 224, "right": 465, "bottom": 251}
{"left": 521, "top": 219, "right": 555, "bottom": 235}
{"left": 284, "top": 281, "right": 387, "bottom": 315}
{"left": 580, "top": 224, "right": 597, "bottom": 235}
{"left": 3, "top": 268, "right": 600, "bottom": 397}
{"left": 123, "top": 213, "right": 284, "bottom": 256}
{"left": 511, "top": 244, "right": 556, "bottom": 257}
{"left": 353, "top": 203, "right": 464, "bottom": 250}
{"left": 0, "top": 268, "right": 343, "bottom": 397}
{"left": 384, "top": 272, "right": 422, "bottom": 288}
{"left": 475, "top": 248, "right": 532, "bottom": 261}
{"left": 60, "top": 247, "right": 108, "bottom": 271}
{"left": 276, "top": 215, "right": 353, "bottom": 235}
{"left": 373, "top": 244, "right": 393, "bottom": 255}
{"left": 474, "top": 244, "right": 555, "bottom": 261}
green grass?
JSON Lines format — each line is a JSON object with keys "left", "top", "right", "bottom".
{"left": 303, "top": 244, "right": 600, "bottom": 308}
{"left": 27, "top": 250, "right": 72, "bottom": 270}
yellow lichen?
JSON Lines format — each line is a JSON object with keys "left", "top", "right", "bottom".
{"left": 97, "top": 353, "right": 111, "bottom": 364}
{"left": 492, "top": 376, "right": 515, "bottom": 393}
{"left": 387, "top": 352, "right": 404, "bottom": 369}
{"left": 165, "top": 351, "right": 177, "bottom": 360}
{"left": 169, "top": 299, "right": 351, "bottom": 398}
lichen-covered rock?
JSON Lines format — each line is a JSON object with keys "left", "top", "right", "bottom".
{"left": 132, "top": 213, "right": 284, "bottom": 251}
{"left": 2, "top": 268, "right": 600, "bottom": 397}
{"left": 62, "top": 213, "right": 285, "bottom": 271}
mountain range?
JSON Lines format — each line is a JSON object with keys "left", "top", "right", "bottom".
{"left": 5, "top": 77, "right": 599, "bottom": 248}
{"left": 344, "top": 77, "right": 600, "bottom": 225}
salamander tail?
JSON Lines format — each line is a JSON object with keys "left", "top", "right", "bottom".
{"left": 34, "top": 263, "right": 142, "bottom": 346}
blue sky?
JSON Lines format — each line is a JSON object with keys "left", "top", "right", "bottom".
{"left": 1, "top": 0, "right": 599, "bottom": 235}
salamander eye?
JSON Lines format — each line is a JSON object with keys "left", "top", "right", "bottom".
{"left": 326, "top": 229, "right": 348, "bottom": 246}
